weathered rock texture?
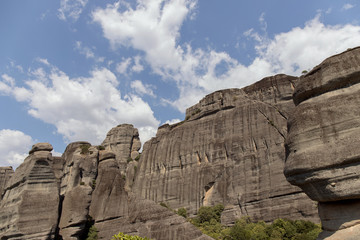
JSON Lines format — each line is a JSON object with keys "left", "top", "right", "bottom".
{"left": 284, "top": 47, "right": 360, "bottom": 239}
{"left": 0, "top": 166, "right": 14, "bottom": 198}
{"left": 102, "top": 124, "right": 141, "bottom": 174}
{"left": 133, "top": 74, "right": 318, "bottom": 224}
{"left": 0, "top": 127, "right": 211, "bottom": 240}
{"left": 0, "top": 143, "right": 59, "bottom": 240}
{"left": 59, "top": 141, "right": 99, "bottom": 239}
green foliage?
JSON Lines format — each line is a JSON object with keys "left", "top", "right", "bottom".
{"left": 188, "top": 204, "right": 321, "bottom": 240}
{"left": 134, "top": 165, "right": 137, "bottom": 172}
{"left": 85, "top": 225, "right": 98, "bottom": 240}
{"left": 135, "top": 154, "right": 141, "bottom": 161}
{"left": 192, "top": 204, "right": 224, "bottom": 225}
{"left": 80, "top": 181, "right": 85, "bottom": 185}
{"left": 176, "top": 207, "right": 187, "bottom": 218}
{"left": 80, "top": 144, "right": 90, "bottom": 154}
{"left": 226, "top": 217, "right": 321, "bottom": 240}
{"left": 97, "top": 145, "right": 105, "bottom": 150}
{"left": 301, "top": 70, "right": 308, "bottom": 75}
{"left": 159, "top": 202, "right": 170, "bottom": 209}
{"left": 112, "top": 232, "right": 151, "bottom": 240}
{"left": 91, "top": 179, "right": 96, "bottom": 189}
{"left": 127, "top": 157, "right": 133, "bottom": 163}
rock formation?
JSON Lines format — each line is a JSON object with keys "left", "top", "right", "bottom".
{"left": 284, "top": 47, "right": 360, "bottom": 239}
{"left": 133, "top": 74, "right": 318, "bottom": 224}
{"left": 102, "top": 124, "right": 141, "bottom": 175}
{"left": 0, "top": 143, "right": 59, "bottom": 240}
{"left": 0, "top": 166, "right": 14, "bottom": 198}
{"left": 0, "top": 126, "right": 211, "bottom": 240}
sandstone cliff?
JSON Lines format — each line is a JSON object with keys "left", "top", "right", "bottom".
{"left": 0, "top": 125, "right": 211, "bottom": 240}
{"left": 0, "top": 166, "right": 13, "bottom": 198}
{"left": 284, "top": 46, "right": 360, "bottom": 239}
{"left": 133, "top": 74, "right": 318, "bottom": 224}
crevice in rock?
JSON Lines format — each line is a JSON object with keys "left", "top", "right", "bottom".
{"left": 54, "top": 195, "right": 64, "bottom": 240}
{"left": 257, "top": 108, "right": 286, "bottom": 140}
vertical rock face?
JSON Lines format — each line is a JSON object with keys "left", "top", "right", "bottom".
{"left": 284, "top": 47, "right": 360, "bottom": 239}
{"left": 0, "top": 166, "right": 14, "bottom": 198}
{"left": 0, "top": 143, "right": 59, "bottom": 240}
{"left": 102, "top": 124, "right": 141, "bottom": 174}
{"left": 59, "top": 141, "right": 98, "bottom": 239}
{"left": 134, "top": 74, "right": 318, "bottom": 224}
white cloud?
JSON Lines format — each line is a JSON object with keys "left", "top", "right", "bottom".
{"left": 164, "top": 118, "right": 181, "bottom": 125}
{"left": 342, "top": 3, "right": 355, "bottom": 10}
{"left": 58, "top": 0, "right": 88, "bottom": 21}
{"left": 116, "top": 57, "right": 132, "bottom": 74}
{"left": 0, "top": 63, "right": 160, "bottom": 145}
{"left": 0, "top": 129, "right": 34, "bottom": 168}
{"left": 74, "top": 41, "right": 104, "bottom": 62}
{"left": 132, "top": 55, "right": 144, "bottom": 73}
{"left": 93, "top": 2, "right": 360, "bottom": 112}
{"left": 130, "top": 80, "right": 155, "bottom": 97}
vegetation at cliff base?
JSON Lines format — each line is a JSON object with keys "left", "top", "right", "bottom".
{"left": 85, "top": 225, "right": 98, "bottom": 240}
{"left": 189, "top": 204, "right": 321, "bottom": 240}
{"left": 111, "top": 232, "right": 151, "bottom": 240}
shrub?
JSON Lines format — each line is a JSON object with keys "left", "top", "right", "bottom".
{"left": 176, "top": 207, "right": 187, "bottom": 218}
{"left": 194, "top": 204, "right": 224, "bottom": 224}
{"left": 97, "top": 145, "right": 105, "bottom": 150}
{"left": 85, "top": 225, "right": 98, "bottom": 240}
{"left": 159, "top": 202, "right": 170, "bottom": 209}
{"left": 135, "top": 154, "right": 141, "bottom": 161}
{"left": 91, "top": 179, "right": 96, "bottom": 189}
{"left": 127, "top": 157, "right": 133, "bottom": 163}
{"left": 80, "top": 181, "right": 85, "bottom": 185}
{"left": 80, "top": 144, "right": 90, "bottom": 154}
{"left": 112, "top": 232, "right": 151, "bottom": 240}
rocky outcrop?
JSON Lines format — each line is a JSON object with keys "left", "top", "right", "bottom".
{"left": 0, "top": 143, "right": 59, "bottom": 240}
{"left": 102, "top": 124, "right": 141, "bottom": 174}
{"left": 59, "top": 141, "right": 98, "bottom": 239}
{"left": 0, "top": 166, "right": 14, "bottom": 198}
{"left": 284, "top": 47, "right": 360, "bottom": 239}
{"left": 133, "top": 74, "right": 318, "bottom": 224}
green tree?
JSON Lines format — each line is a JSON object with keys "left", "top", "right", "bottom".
{"left": 85, "top": 225, "right": 98, "bottom": 240}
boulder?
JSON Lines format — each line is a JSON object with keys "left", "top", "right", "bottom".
{"left": 284, "top": 47, "right": 360, "bottom": 239}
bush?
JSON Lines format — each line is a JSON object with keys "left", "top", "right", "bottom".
{"left": 194, "top": 204, "right": 224, "bottom": 225}
{"left": 127, "top": 157, "right": 133, "bottom": 163}
{"left": 135, "top": 154, "right": 141, "bottom": 161}
{"left": 80, "top": 144, "right": 90, "bottom": 154}
{"left": 176, "top": 207, "right": 187, "bottom": 218}
{"left": 112, "top": 232, "right": 151, "bottom": 240}
{"left": 159, "top": 202, "right": 170, "bottom": 209}
{"left": 85, "top": 225, "right": 98, "bottom": 240}
{"left": 97, "top": 145, "right": 105, "bottom": 150}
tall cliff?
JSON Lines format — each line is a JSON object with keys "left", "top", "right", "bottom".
{"left": 0, "top": 125, "right": 212, "bottom": 240}
{"left": 132, "top": 74, "right": 318, "bottom": 224}
{"left": 284, "top": 46, "right": 360, "bottom": 239}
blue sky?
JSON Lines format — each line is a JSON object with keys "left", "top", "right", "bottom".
{"left": 1, "top": 0, "right": 360, "bottom": 168}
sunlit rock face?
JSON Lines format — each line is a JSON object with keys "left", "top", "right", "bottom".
{"left": 0, "top": 166, "right": 14, "bottom": 198}
{"left": 134, "top": 74, "right": 319, "bottom": 224}
{"left": 0, "top": 143, "right": 59, "bottom": 240}
{"left": 284, "top": 47, "right": 360, "bottom": 239}
{"left": 102, "top": 124, "right": 141, "bottom": 175}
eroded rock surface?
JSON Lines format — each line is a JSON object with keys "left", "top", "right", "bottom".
{"left": 0, "top": 143, "right": 59, "bottom": 240}
{"left": 134, "top": 74, "right": 318, "bottom": 224}
{"left": 59, "top": 141, "right": 98, "bottom": 239}
{"left": 102, "top": 124, "right": 141, "bottom": 174}
{"left": 0, "top": 166, "right": 14, "bottom": 198}
{"left": 284, "top": 47, "right": 360, "bottom": 239}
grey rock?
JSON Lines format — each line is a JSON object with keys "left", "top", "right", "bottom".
{"left": 134, "top": 74, "right": 318, "bottom": 224}
{"left": 59, "top": 141, "right": 98, "bottom": 239}
{"left": 29, "top": 142, "right": 53, "bottom": 154}
{"left": 0, "top": 166, "right": 14, "bottom": 198}
{"left": 102, "top": 124, "right": 141, "bottom": 174}
{"left": 284, "top": 47, "right": 360, "bottom": 239}
{"left": 0, "top": 144, "right": 59, "bottom": 240}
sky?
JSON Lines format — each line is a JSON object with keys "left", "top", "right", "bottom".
{"left": 1, "top": 0, "right": 360, "bottom": 168}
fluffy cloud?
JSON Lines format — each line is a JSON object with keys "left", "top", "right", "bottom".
{"left": 0, "top": 63, "right": 160, "bottom": 145}
{"left": 93, "top": 1, "right": 360, "bottom": 112}
{"left": 75, "top": 41, "right": 105, "bottom": 62}
{"left": 131, "top": 80, "right": 155, "bottom": 97}
{"left": 58, "top": 0, "right": 88, "bottom": 21}
{"left": 0, "top": 129, "right": 34, "bottom": 168}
